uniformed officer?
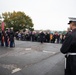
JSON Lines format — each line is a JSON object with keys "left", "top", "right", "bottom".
{"left": 60, "top": 17, "right": 76, "bottom": 75}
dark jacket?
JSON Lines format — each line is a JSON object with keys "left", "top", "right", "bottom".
{"left": 60, "top": 29, "right": 76, "bottom": 54}
{"left": 40, "top": 32, "right": 45, "bottom": 40}
{"left": 9, "top": 31, "right": 14, "bottom": 42}
{"left": 60, "top": 29, "right": 76, "bottom": 75}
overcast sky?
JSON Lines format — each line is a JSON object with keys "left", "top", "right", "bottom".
{"left": 0, "top": 0, "right": 76, "bottom": 31}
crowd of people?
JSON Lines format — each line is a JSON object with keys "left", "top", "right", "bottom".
{"left": 15, "top": 30, "right": 66, "bottom": 44}
{"left": 0, "top": 28, "right": 15, "bottom": 47}
{"left": 0, "top": 28, "right": 68, "bottom": 48}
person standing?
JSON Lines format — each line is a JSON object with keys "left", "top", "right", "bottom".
{"left": 9, "top": 27, "right": 15, "bottom": 47}
{"left": 4, "top": 28, "right": 10, "bottom": 47}
{"left": 46, "top": 32, "right": 50, "bottom": 43}
{"left": 40, "top": 31, "right": 45, "bottom": 43}
{"left": 60, "top": 17, "right": 76, "bottom": 75}
{"left": 0, "top": 31, "right": 1, "bottom": 46}
{"left": 1, "top": 31, "right": 5, "bottom": 47}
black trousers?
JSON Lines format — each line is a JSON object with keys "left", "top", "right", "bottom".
{"left": 65, "top": 55, "right": 76, "bottom": 75}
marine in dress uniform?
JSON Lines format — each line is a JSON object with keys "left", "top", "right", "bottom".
{"left": 60, "top": 17, "right": 76, "bottom": 75}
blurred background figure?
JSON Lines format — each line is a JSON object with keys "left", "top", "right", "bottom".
{"left": 9, "top": 27, "right": 15, "bottom": 47}
{"left": 39, "top": 30, "right": 45, "bottom": 43}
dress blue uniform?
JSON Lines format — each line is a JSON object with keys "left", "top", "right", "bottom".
{"left": 60, "top": 17, "right": 76, "bottom": 75}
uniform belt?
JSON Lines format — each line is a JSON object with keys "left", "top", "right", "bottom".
{"left": 65, "top": 53, "right": 76, "bottom": 69}
{"left": 67, "top": 53, "right": 76, "bottom": 56}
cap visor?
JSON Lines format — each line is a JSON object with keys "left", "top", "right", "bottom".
{"left": 68, "top": 22, "right": 70, "bottom": 24}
